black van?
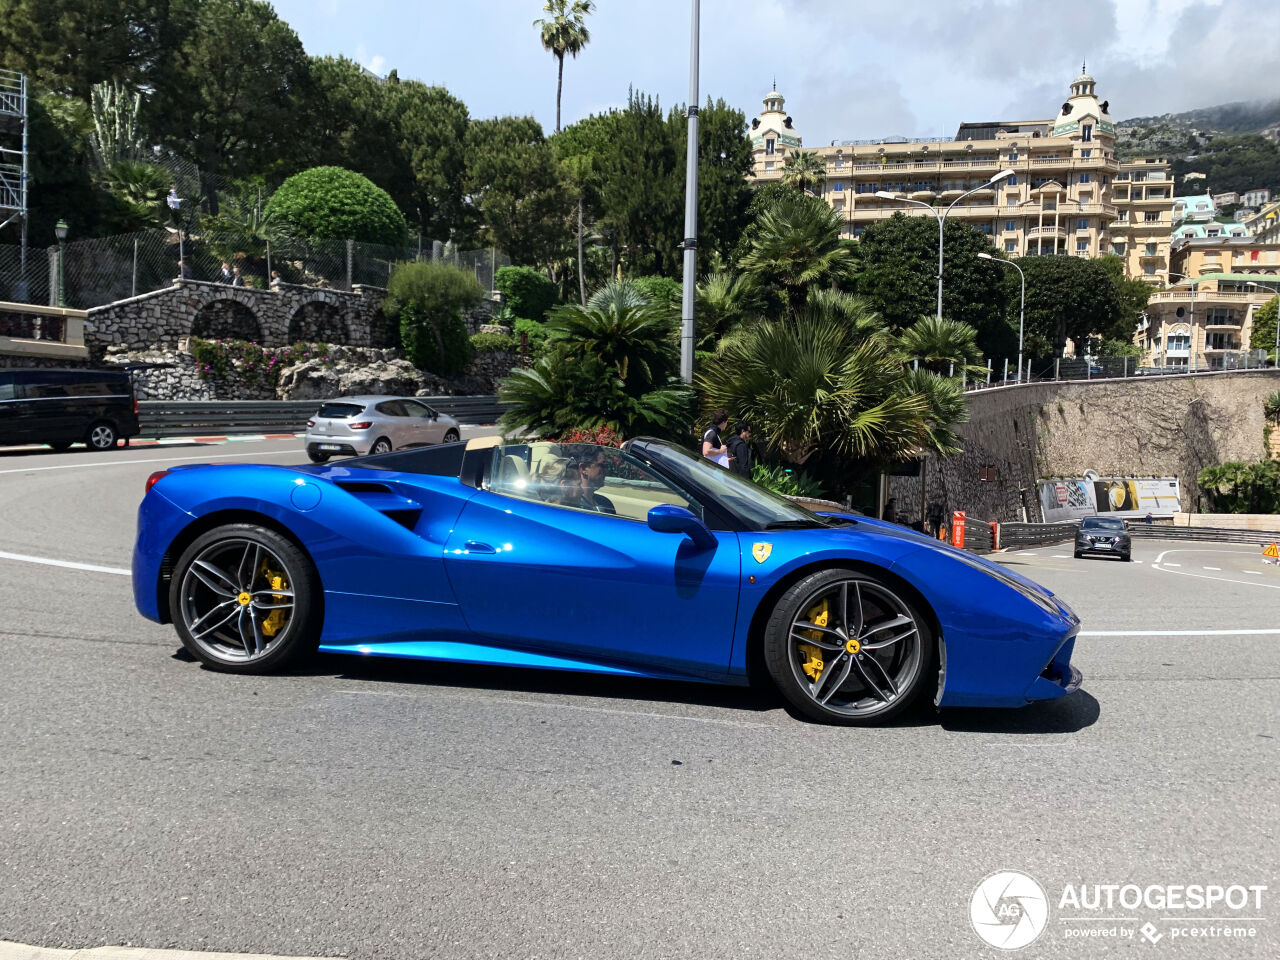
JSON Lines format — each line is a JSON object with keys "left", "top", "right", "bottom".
{"left": 0, "top": 368, "right": 140, "bottom": 451}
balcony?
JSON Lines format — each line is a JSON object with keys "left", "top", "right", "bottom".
{"left": 0, "top": 302, "right": 89, "bottom": 360}
{"left": 1027, "top": 226, "right": 1067, "bottom": 239}
{"left": 1139, "top": 250, "right": 1164, "bottom": 260}
{"left": 1205, "top": 318, "right": 1242, "bottom": 329}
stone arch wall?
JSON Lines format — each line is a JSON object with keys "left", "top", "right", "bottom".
{"left": 191, "top": 298, "right": 264, "bottom": 342}
{"left": 288, "top": 300, "right": 349, "bottom": 343}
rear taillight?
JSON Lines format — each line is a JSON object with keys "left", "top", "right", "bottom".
{"left": 349, "top": 421, "right": 373, "bottom": 430}
{"left": 306, "top": 419, "right": 315, "bottom": 427}
{"left": 145, "top": 470, "right": 170, "bottom": 494}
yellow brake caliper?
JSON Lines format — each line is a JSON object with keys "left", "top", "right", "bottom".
{"left": 798, "top": 599, "right": 829, "bottom": 681}
{"left": 258, "top": 560, "right": 289, "bottom": 637}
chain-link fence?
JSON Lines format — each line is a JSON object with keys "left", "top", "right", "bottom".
{"left": 0, "top": 226, "right": 509, "bottom": 308}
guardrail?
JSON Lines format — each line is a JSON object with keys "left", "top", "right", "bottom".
{"left": 994, "top": 521, "right": 1079, "bottom": 549}
{"left": 1129, "top": 524, "right": 1280, "bottom": 546}
{"left": 137, "top": 396, "right": 507, "bottom": 437}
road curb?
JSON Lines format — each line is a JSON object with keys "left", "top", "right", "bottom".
{"left": 0, "top": 943, "right": 339, "bottom": 960}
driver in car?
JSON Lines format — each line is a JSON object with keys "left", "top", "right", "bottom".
{"left": 564, "top": 448, "right": 616, "bottom": 515}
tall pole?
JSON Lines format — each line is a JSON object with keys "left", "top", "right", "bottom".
{"left": 978, "top": 253, "right": 1024, "bottom": 383}
{"left": 1188, "top": 281, "right": 1196, "bottom": 373}
{"left": 678, "top": 0, "right": 700, "bottom": 385}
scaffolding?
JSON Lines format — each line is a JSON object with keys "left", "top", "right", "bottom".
{"left": 0, "top": 69, "right": 29, "bottom": 299}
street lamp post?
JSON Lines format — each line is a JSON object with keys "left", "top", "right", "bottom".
{"left": 54, "top": 218, "right": 68, "bottom": 307}
{"left": 978, "top": 253, "right": 1025, "bottom": 383}
{"left": 1246, "top": 281, "right": 1280, "bottom": 366}
{"left": 678, "top": 0, "right": 700, "bottom": 385}
{"left": 876, "top": 168, "right": 1014, "bottom": 321}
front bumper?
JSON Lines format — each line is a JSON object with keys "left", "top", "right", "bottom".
{"left": 1076, "top": 539, "right": 1130, "bottom": 557}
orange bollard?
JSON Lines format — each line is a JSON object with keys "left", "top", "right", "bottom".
{"left": 952, "top": 511, "right": 966, "bottom": 549}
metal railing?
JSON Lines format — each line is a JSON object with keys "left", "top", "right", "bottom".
{"left": 1128, "top": 524, "right": 1280, "bottom": 545}
{"left": 137, "top": 396, "right": 508, "bottom": 437}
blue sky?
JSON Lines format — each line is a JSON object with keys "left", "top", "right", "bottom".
{"left": 271, "top": 0, "right": 1280, "bottom": 144}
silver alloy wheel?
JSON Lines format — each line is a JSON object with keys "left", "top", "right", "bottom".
{"left": 88, "top": 424, "right": 115, "bottom": 449}
{"left": 787, "top": 577, "right": 923, "bottom": 718}
{"left": 371, "top": 438, "right": 392, "bottom": 454}
{"left": 177, "top": 538, "right": 297, "bottom": 664}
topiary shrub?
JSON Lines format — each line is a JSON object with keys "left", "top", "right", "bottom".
{"left": 263, "top": 166, "right": 408, "bottom": 245}
{"left": 496, "top": 265, "right": 558, "bottom": 322}
{"left": 386, "top": 261, "right": 485, "bottom": 376}
{"left": 470, "top": 332, "right": 517, "bottom": 353}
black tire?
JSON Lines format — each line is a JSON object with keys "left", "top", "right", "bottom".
{"left": 1123, "top": 553, "right": 1132, "bottom": 562}
{"left": 370, "top": 437, "right": 393, "bottom": 455}
{"left": 763, "top": 567, "right": 935, "bottom": 725}
{"left": 443, "top": 428, "right": 460, "bottom": 443}
{"left": 1074, "top": 551, "right": 1083, "bottom": 559}
{"left": 169, "top": 522, "right": 320, "bottom": 674}
{"left": 85, "top": 421, "right": 117, "bottom": 450}
{"left": 307, "top": 448, "right": 330, "bottom": 463}
{"left": 48, "top": 440, "right": 73, "bottom": 451}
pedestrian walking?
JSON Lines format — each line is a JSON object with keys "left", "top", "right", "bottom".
{"left": 701, "top": 410, "right": 731, "bottom": 467}
{"left": 726, "top": 421, "right": 754, "bottom": 479}
{"left": 230, "top": 265, "right": 245, "bottom": 287}
{"left": 176, "top": 259, "right": 192, "bottom": 281}
{"left": 218, "top": 260, "right": 233, "bottom": 284}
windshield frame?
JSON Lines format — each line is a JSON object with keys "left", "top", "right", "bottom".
{"left": 621, "top": 437, "right": 847, "bottom": 532}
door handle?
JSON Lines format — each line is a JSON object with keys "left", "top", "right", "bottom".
{"left": 463, "top": 540, "right": 497, "bottom": 554}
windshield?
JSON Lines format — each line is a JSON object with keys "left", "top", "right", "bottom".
{"left": 626, "top": 438, "right": 842, "bottom": 530}
{"left": 1081, "top": 517, "right": 1125, "bottom": 530}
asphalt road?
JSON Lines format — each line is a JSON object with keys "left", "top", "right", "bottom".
{"left": 1, "top": 438, "right": 1277, "bottom": 960}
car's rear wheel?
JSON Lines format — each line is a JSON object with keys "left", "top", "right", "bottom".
{"left": 86, "top": 421, "right": 117, "bottom": 450}
{"left": 371, "top": 437, "right": 392, "bottom": 455}
{"left": 764, "top": 568, "right": 934, "bottom": 725}
{"left": 170, "top": 523, "right": 319, "bottom": 673}
{"left": 443, "top": 428, "right": 460, "bottom": 443}
{"left": 307, "top": 448, "right": 330, "bottom": 463}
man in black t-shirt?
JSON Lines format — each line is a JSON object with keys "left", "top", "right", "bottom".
{"left": 726, "top": 422, "right": 753, "bottom": 478}
{"left": 702, "top": 409, "right": 730, "bottom": 467}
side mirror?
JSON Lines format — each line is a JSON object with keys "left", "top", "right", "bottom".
{"left": 647, "top": 504, "right": 717, "bottom": 550}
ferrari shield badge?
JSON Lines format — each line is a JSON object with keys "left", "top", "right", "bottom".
{"left": 752, "top": 542, "right": 772, "bottom": 564}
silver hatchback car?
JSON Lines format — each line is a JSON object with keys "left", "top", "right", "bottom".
{"left": 304, "top": 395, "right": 461, "bottom": 462}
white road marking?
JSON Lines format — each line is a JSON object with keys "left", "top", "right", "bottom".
{"left": 1163, "top": 562, "right": 1181, "bottom": 567}
{"left": 1079, "top": 628, "right": 1280, "bottom": 636}
{"left": 1017, "top": 551, "right": 1038, "bottom": 557}
{"left": 0, "top": 447, "right": 302, "bottom": 475}
{"left": 1245, "top": 570, "right": 1264, "bottom": 576}
{"left": 1152, "top": 563, "right": 1280, "bottom": 591}
{"left": 1051, "top": 554, "right": 1069, "bottom": 558}
{"left": 0, "top": 551, "right": 130, "bottom": 576}
{"left": 1203, "top": 566, "right": 1221, "bottom": 571}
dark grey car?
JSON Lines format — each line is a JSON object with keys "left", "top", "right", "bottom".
{"left": 1074, "top": 515, "right": 1132, "bottom": 561}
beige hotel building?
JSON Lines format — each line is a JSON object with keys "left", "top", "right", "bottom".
{"left": 749, "top": 70, "right": 1173, "bottom": 284}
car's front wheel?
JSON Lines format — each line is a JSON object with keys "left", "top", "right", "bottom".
{"left": 443, "top": 428, "right": 460, "bottom": 443}
{"left": 170, "top": 523, "right": 320, "bottom": 673}
{"left": 764, "top": 568, "right": 934, "bottom": 725}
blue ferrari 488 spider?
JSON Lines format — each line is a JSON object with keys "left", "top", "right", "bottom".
{"left": 133, "top": 436, "right": 1082, "bottom": 725}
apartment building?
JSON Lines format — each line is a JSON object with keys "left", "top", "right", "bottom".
{"left": 1138, "top": 270, "right": 1277, "bottom": 370}
{"left": 1244, "top": 198, "right": 1280, "bottom": 245}
{"left": 748, "top": 70, "right": 1173, "bottom": 281}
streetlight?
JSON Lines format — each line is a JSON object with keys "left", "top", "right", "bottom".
{"left": 1158, "top": 270, "right": 1197, "bottom": 372}
{"left": 978, "top": 252, "right": 1025, "bottom": 383}
{"left": 876, "top": 168, "right": 1014, "bottom": 321}
{"left": 166, "top": 186, "right": 185, "bottom": 267}
{"left": 1247, "top": 281, "right": 1280, "bottom": 366}
{"left": 678, "top": 0, "right": 700, "bottom": 385}
{"left": 54, "top": 218, "right": 68, "bottom": 307}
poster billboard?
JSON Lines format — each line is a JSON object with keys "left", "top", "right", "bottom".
{"left": 1039, "top": 477, "right": 1181, "bottom": 522}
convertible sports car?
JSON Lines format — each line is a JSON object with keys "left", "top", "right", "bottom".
{"left": 133, "top": 437, "right": 1082, "bottom": 725}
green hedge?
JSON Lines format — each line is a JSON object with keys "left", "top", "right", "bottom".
{"left": 495, "top": 265, "right": 558, "bottom": 322}
{"left": 513, "top": 316, "right": 550, "bottom": 355}
{"left": 470, "top": 332, "right": 517, "bottom": 353}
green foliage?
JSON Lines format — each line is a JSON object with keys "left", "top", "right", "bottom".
{"left": 387, "top": 260, "right": 486, "bottom": 317}
{"left": 1098, "top": 253, "right": 1152, "bottom": 340}
{"left": 856, "top": 213, "right": 1011, "bottom": 352}
{"left": 264, "top": 166, "right": 408, "bottom": 245}
{"left": 99, "top": 159, "right": 170, "bottom": 231}
{"left": 1011, "top": 255, "right": 1125, "bottom": 358}
{"left": 1198, "top": 460, "right": 1280, "bottom": 514}
{"left": 465, "top": 116, "right": 569, "bottom": 266}
{"left": 190, "top": 338, "right": 333, "bottom": 385}
{"left": 695, "top": 270, "right": 764, "bottom": 350}
{"left": 399, "top": 302, "right": 471, "bottom": 375}
{"left": 144, "top": 0, "right": 310, "bottom": 209}
{"left": 631, "top": 275, "right": 682, "bottom": 318}
{"left": 88, "top": 81, "right": 147, "bottom": 171}
{"left": 496, "top": 265, "right": 560, "bottom": 321}
{"left": 751, "top": 462, "right": 827, "bottom": 499}
{"left": 544, "top": 281, "right": 678, "bottom": 392}
{"left": 1249, "top": 296, "right": 1279, "bottom": 359}
{"left": 470, "top": 332, "right": 518, "bottom": 353}
{"left": 1265, "top": 391, "right": 1280, "bottom": 426}
{"left": 894, "top": 315, "right": 985, "bottom": 377}
{"left": 780, "top": 150, "right": 826, "bottom": 194}
{"left": 1173, "top": 134, "right": 1280, "bottom": 196}
{"left": 738, "top": 192, "right": 857, "bottom": 314}
{"left": 534, "top": 0, "right": 594, "bottom": 133}
{"left": 513, "top": 317, "right": 551, "bottom": 355}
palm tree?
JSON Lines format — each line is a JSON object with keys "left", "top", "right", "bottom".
{"left": 695, "top": 270, "right": 764, "bottom": 351}
{"left": 534, "top": 0, "right": 594, "bottom": 134}
{"left": 544, "top": 280, "right": 676, "bottom": 391}
{"left": 894, "top": 315, "right": 986, "bottom": 378}
{"left": 698, "top": 307, "right": 935, "bottom": 467}
{"left": 895, "top": 368, "right": 969, "bottom": 457}
{"left": 738, "top": 194, "right": 857, "bottom": 313}
{"left": 780, "top": 150, "right": 826, "bottom": 194}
